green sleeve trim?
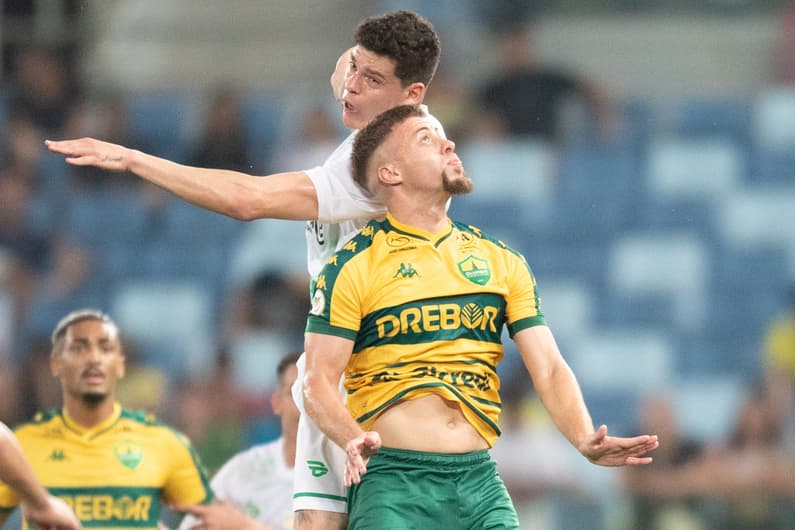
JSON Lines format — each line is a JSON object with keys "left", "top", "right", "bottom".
{"left": 305, "top": 317, "right": 359, "bottom": 341}
{"left": 508, "top": 315, "right": 546, "bottom": 337}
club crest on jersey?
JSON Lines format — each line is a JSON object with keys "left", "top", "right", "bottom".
{"left": 114, "top": 440, "right": 143, "bottom": 470}
{"left": 457, "top": 255, "right": 491, "bottom": 285}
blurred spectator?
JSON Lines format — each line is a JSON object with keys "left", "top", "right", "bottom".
{"left": 2, "top": 114, "right": 45, "bottom": 175}
{"left": 0, "top": 353, "right": 20, "bottom": 425}
{"left": 490, "top": 374, "right": 579, "bottom": 526}
{"left": 16, "top": 337, "right": 61, "bottom": 421}
{"left": 115, "top": 338, "right": 169, "bottom": 417}
{"left": 0, "top": 166, "right": 51, "bottom": 341}
{"left": 471, "top": 22, "right": 617, "bottom": 144}
{"left": 637, "top": 385, "right": 795, "bottom": 528}
{"left": 422, "top": 65, "right": 474, "bottom": 143}
{"left": 224, "top": 270, "right": 309, "bottom": 342}
{"left": 190, "top": 88, "right": 250, "bottom": 172}
{"left": 774, "top": 2, "right": 795, "bottom": 84}
{"left": 62, "top": 92, "right": 149, "bottom": 191}
{"left": 9, "top": 47, "right": 79, "bottom": 134}
{"left": 271, "top": 102, "right": 343, "bottom": 171}
{"left": 175, "top": 347, "right": 247, "bottom": 475}
{"left": 621, "top": 394, "right": 705, "bottom": 529}
{"left": 762, "top": 284, "right": 795, "bottom": 450}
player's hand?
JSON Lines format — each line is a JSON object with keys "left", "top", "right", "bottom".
{"left": 179, "top": 500, "right": 271, "bottom": 530}
{"left": 344, "top": 431, "right": 381, "bottom": 486}
{"left": 330, "top": 47, "right": 353, "bottom": 103}
{"left": 578, "top": 424, "right": 659, "bottom": 466}
{"left": 45, "top": 137, "right": 131, "bottom": 172}
{"left": 22, "top": 493, "right": 83, "bottom": 529}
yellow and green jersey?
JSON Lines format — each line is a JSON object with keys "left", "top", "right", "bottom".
{"left": 0, "top": 403, "right": 212, "bottom": 529}
{"left": 306, "top": 213, "right": 545, "bottom": 446}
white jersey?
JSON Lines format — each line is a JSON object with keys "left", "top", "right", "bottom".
{"left": 303, "top": 105, "right": 444, "bottom": 280}
{"left": 179, "top": 438, "right": 294, "bottom": 530}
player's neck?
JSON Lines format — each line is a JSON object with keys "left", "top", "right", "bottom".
{"left": 389, "top": 196, "right": 449, "bottom": 235}
{"left": 62, "top": 394, "right": 116, "bottom": 429}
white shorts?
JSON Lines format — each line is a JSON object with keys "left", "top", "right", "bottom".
{"left": 291, "top": 353, "right": 348, "bottom": 513}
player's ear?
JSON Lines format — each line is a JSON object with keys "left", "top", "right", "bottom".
{"left": 377, "top": 164, "right": 400, "bottom": 187}
{"left": 50, "top": 354, "right": 61, "bottom": 377}
{"left": 405, "top": 82, "right": 425, "bottom": 105}
{"left": 271, "top": 391, "right": 284, "bottom": 416}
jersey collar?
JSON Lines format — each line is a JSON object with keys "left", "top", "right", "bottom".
{"left": 385, "top": 212, "right": 453, "bottom": 244}
{"left": 62, "top": 402, "right": 123, "bottom": 438}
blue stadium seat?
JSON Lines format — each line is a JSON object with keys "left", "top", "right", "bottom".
{"left": 242, "top": 92, "right": 285, "bottom": 172}
{"left": 646, "top": 137, "right": 744, "bottom": 199}
{"left": 554, "top": 144, "right": 639, "bottom": 241}
{"left": 66, "top": 192, "right": 149, "bottom": 247}
{"left": 752, "top": 87, "right": 795, "bottom": 151}
{"left": 228, "top": 331, "right": 301, "bottom": 394}
{"left": 671, "top": 376, "right": 746, "bottom": 443}
{"left": 568, "top": 329, "right": 674, "bottom": 395}
{"left": 608, "top": 233, "right": 709, "bottom": 334}
{"left": 127, "top": 91, "right": 198, "bottom": 161}
{"left": 158, "top": 198, "right": 242, "bottom": 244}
{"left": 110, "top": 280, "right": 216, "bottom": 378}
{"left": 674, "top": 97, "right": 752, "bottom": 145}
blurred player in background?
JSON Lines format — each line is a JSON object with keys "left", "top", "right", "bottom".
{"left": 46, "top": 10, "right": 444, "bottom": 529}
{"left": 178, "top": 352, "right": 301, "bottom": 530}
{"left": 0, "top": 309, "right": 212, "bottom": 529}
{"left": 0, "top": 421, "right": 82, "bottom": 529}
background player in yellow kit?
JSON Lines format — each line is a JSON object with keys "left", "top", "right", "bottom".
{"left": 0, "top": 309, "right": 212, "bottom": 529}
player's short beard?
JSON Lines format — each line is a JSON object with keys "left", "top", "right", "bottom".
{"left": 81, "top": 393, "right": 108, "bottom": 406}
{"left": 442, "top": 167, "right": 473, "bottom": 195}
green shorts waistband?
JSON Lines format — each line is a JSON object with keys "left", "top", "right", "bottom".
{"left": 375, "top": 446, "right": 490, "bottom": 466}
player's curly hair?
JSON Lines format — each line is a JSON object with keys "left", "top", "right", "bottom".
{"left": 354, "top": 10, "right": 440, "bottom": 88}
{"left": 352, "top": 105, "right": 425, "bottom": 193}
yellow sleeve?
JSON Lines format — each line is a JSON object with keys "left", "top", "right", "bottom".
{"left": 161, "top": 430, "right": 212, "bottom": 506}
{"left": 0, "top": 480, "right": 20, "bottom": 512}
{"left": 505, "top": 251, "right": 546, "bottom": 336}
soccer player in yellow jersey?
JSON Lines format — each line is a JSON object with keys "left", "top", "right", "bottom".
{"left": 302, "top": 105, "right": 660, "bottom": 528}
{"left": 0, "top": 421, "right": 82, "bottom": 529}
{"left": 0, "top": 309, "right": 212, "bottom": 529}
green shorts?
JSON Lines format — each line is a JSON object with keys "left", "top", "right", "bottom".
{"left": 348, "top": 446, "right": 519, "bottom": 529}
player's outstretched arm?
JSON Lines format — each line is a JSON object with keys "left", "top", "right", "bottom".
{"left": 514, "top": 326, "right": 658, "bottom": 466}
{"left": 44, "top": 138, "right": 319, "bottom": 221}
{"left": 0, "top": 422, "right": 82, "bottom": 529}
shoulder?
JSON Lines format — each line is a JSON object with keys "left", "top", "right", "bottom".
{"left": 324, "top": 218, "right": 386, "bottom": 273}
{"left": 120, "top": 409, "right": 194, "bottom": 447}
{"left": 12, "top": 409, "right": 62, "bottom": 437}
{"left": 453, "top": 221, "right": 523, "bottom": 258}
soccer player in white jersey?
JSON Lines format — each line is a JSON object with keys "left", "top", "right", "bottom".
{"left": 46, "top": 10, "right": 443, "bottom": 529}
{"left": 178, "top": 352, "right": 300, "bottom": 530}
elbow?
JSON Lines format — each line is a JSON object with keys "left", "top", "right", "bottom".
{"left": 224, "top": 190, "right": 262, "bottom": 221}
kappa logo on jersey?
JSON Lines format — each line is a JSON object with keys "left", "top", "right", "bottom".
{"left": 48, "top": 449, "right": 67, "bottom": 462}
{"left": 307, "top": 460, "right": 329, "bottom": 477}
{"left": 393, "top": 262, "right": 420, "bottom": 278}
{"left": 457, "top": 255, "right": 491, "bottom": 285}
{"left": 114, "top": 440, "right": 143, "bottom": 470}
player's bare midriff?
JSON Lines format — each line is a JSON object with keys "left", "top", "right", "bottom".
{"left": 372, "top": 394, "right": 489, "bottom": 453}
